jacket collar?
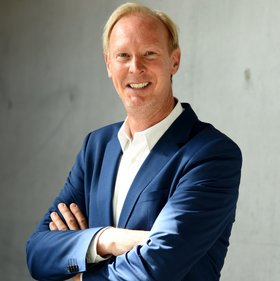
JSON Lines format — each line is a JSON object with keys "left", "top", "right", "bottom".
{"left": 117, "top": 103, "right": 199, "bottom": 228}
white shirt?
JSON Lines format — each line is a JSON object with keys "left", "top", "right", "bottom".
{"left": 113, "top": 101, "right": 183, "bottom": 225}
{"left": 85, "top": 100, "right": 184, "bottom": 267}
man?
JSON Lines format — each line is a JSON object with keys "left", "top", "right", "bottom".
{"left": 26, "top": 3, "right": 242, "bottom": 281}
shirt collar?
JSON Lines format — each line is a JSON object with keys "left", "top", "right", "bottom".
{"left": 118, "top": 99, "right": 184, "bottom": 152}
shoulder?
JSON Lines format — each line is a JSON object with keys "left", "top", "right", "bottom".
{"left": 178, "top": 103, "right": 241, "bottom": 159}
{"left": 194, "top": 122, "right": 242, "bottom": 158}
{"left": 85, "top": 121, "right": 123, "bottom": 143}
{"left": 77, "top": 121, "right": 123, "bottom": 158}
{"left": 184, "top": 121, "right": 243, "bottom": 183}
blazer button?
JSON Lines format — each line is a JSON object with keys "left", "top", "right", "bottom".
{"left": 67, "top": 259, "right": 79, "bottom": 273}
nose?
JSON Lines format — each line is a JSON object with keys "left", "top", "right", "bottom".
{"left": 129, "top": 55, "right": 145, "bottom": 74}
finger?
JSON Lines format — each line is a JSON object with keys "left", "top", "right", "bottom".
{"left": 58, "top": 203, "right": 80, "bottom": 230}
{"left": 72, "top": 274, "right": 81, "bottom": 281}
{"left": 50, "top": 212, "right": 68, "bottom": 231}
{"left": 70, "top": 203, "right": 88, "bottom": 229}
{"left": 49, "top": 221, "right": 58, "bottom": 231}
{"left": 72, "top": 273, "right": 81, "bottom": 281}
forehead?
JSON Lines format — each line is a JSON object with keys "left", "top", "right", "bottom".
{"left": 109, "top": 14, "right": 169, "bottom": 49}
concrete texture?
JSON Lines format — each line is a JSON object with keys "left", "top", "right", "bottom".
{"left": 0, "top": 0, "right": 279, "bottom": 280}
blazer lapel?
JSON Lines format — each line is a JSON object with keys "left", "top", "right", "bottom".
{"left": 117, "top": 103, "right": 198, "bottom": 228}
{"left": 117, "top": 140, "right": 178, "bottom": 228}
{"left": 95, "top": 136, "right": 122, "bottom": 226}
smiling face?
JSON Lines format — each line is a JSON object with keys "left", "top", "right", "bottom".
{"left": 104, "top": 14, "right": 181, "bottom": 121}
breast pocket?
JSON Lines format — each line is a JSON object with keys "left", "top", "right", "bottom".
{"left": 139, "top": 189, "right": 170, "bottom": 202}
{"left": 125, "top": 189, "right": 170, "bottom": 230}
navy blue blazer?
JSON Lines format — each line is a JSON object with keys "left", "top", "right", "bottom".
{"left": 27, "top": 103, "right": 242, "bottom": 281}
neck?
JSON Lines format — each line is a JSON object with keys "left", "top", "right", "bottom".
{"left": 126, "top": 97, "right": 176, "bottom": 137}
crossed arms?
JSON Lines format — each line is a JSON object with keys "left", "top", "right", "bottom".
{"left": 50, "top": 203, "right": 149, "bottom": 281}
{"left": 26, "top": 122, "right": 242, "bottom": 281}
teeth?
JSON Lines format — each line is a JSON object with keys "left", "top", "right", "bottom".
{"left": 129, "top": 82, "right": 149, "bottom": 89}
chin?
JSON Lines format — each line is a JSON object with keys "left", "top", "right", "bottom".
{"left": 125, "top": 99, "right": 158, "bottom": 114}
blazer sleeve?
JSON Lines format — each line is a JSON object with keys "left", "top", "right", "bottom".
{"left": 82, "top": 136, "right": 242, "bottom": 281}
{"left": 26, "top": 134, "right": 104, "bottom": 281}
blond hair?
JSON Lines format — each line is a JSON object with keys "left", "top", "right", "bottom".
{"left": 102, "top": 2, "right": 179, "bottom": 54}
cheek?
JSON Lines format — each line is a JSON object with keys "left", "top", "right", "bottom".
{"left": 154, "top": 65, "right": 173, "bottom": 84}
{"left": 155, "top": 59, "right": 174, "bottom": 76}
{"left": 111, "top": 71, "right": 127, "bottom": 92}
{"left": 111, "top": 64, "right": 127, "bottom": 81}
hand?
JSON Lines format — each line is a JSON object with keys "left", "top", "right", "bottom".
{"left": 97, "top": 227, "right": 149, "bottom": 257}
{"left": 49, "top": 203, "right": 86, "bottom": 281}
{"left": 72, "top": 273, "right": 81, "bottom": 281}
{"left": 49, "top": 203, "right": 88, "bottom": 230}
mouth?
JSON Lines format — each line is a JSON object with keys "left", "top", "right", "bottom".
{"left": 127, "top": 82, "right": 150, "bottom": 89}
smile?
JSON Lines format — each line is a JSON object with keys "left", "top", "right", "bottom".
{"left": 128, "top": 82, "right": 150, "bottom": 89}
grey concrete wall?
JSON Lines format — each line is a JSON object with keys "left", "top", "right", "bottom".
{"left": 0, "top": 0, "right": 279, "bottom": 280}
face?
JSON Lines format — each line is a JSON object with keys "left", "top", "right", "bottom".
{"left": 104, "top": 14, "right": 181, "bottom": 119}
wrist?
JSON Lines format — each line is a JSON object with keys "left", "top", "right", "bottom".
{"left": 97, "top": 227, "right": 114, "bottom": 257}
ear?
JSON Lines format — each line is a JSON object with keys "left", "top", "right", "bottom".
{"left": 104, "top": 53, "right": 112, "bottom": 78}
{"left": 170, "top": 48, "right": 181, "bottom": 75}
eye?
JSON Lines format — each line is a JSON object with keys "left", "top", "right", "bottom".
{"left": 145, "top": 51, "right": 157, "bottom": 57}
{"left": 116, "top": 53, "right": 130, "bottom": 59}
